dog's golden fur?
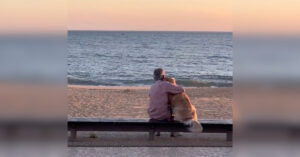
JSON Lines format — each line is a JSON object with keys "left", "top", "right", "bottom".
{"left": 164, "top": 77, "right": 203, "bottom": 132}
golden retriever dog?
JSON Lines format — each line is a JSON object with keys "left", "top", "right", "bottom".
{"left": 164, "top": 77, "right": 203, "bottom": 132}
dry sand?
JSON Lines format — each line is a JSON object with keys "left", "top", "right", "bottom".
{"left": 68, "top": 147, "right": 232, "bottom": 157}
{"left": 68, "top": 85, "right": 232, "bottom": 119}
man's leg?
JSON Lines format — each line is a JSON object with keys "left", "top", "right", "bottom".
{"left": 168, "top": 116, "right": 182, "bottom": 137}
{"left": 149, "top": 119, "right": 169, "bottom": 137}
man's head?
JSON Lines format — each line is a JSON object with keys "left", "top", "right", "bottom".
{"left": 153, "top": 68, "right": 165, "bottom": 81}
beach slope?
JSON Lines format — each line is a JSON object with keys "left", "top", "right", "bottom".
{"left": 68, "top": 85, "right": 232, "bottom": 119}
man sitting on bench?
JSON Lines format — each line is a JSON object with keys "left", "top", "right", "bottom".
{"left": 148, "top": 68, "right": 185, "bottom": 136}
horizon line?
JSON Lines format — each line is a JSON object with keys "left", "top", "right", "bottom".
{"left": 68, "top": 30, "right": 232, "bottom": 33}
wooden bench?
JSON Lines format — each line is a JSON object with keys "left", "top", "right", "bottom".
{"left": 68, "top": 118, "right": 233, "bottom": 141}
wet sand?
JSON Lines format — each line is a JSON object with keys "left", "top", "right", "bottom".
{"left": 68, "top": 85, "right": 232, "bottom": 119}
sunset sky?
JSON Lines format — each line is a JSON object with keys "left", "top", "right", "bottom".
{"left": 0, "top": 0, "right": 66, "bottom": 34}
{"left": 1, "top": 0, "right": 299, "bottom": 34}
{"left": 68, "top": 0, "right": 232, "bottom": 32}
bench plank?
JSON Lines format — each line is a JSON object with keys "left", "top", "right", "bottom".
{"left": 68, "top": 117, "right": 232, "bottom": 125}
{"left": 68, "top": 118, "right": 233, "bottom": 141}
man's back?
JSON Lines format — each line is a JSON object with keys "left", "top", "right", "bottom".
{"left": 148, "top": 80, "right": 184, "bottom": 120}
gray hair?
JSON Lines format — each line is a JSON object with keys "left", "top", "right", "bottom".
{"left": 153, "top": 68, "right": 165, "bottom": 81}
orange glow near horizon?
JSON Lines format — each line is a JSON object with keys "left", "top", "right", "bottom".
{"left": 68, "top": 0, "right": 232, "bottom": 32}
{"left": 0, "top": 0, "right": 66, "bottom": 34}
{"left": 1, "top": 0, "right": 299, "bottom": 34}
{"left": 234, "top": 0, "right": 300, "bottom": 36}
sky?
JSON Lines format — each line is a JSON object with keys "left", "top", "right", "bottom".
{"left": 0, "top": 0, "right": 66, "bottom": 34}
{"left": 1, "top": 0, "right": 299, "bottom": 34}
{"left": 233, "top": 0, "right": 300, "bottom": 36}
{"left": 68, "top": 0, "right": 232, "bottom": 32}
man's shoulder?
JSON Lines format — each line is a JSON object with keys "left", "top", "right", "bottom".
{"left": 150, "top": 81, "right": 159, "bottom": 89}
{"left": 160, "top": 80, "right": 172, "bottom": 86}
{"left": 150, "top": 80, "right": 168, "bottom": 88}
{"left": 155, "top": 80, "right": 171, "bottom": 86}
{"left": 152, "top": 80, "right": 164, "bottom": 84}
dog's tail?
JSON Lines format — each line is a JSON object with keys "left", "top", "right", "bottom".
{"left": 184, "top": 119, "right": 203, "bottom": 132}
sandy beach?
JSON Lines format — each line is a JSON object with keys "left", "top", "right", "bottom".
{"left": 68, "top": 85, "right": 232, "bottom": 119}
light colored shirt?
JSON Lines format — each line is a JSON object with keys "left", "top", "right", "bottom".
{"left": 148, "top": 80, "right": 184, "bottom": 120}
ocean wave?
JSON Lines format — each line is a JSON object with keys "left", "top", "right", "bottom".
{"left": 176, "top": 80, "right": 232, "bottom": 87}
{"left": 207, "top": 55, "right": 232, "bottom": 60}
{"left": 68, "top": 75, "right": 232, "bottom": 87}
{"left": 197, "top": 74, "right": 233, "bottom": 81}
{"left": 67, "top": 76, "right": 99, "bottom": 85}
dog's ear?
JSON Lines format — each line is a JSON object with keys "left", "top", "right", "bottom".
{"left": 163, "top": 77, "right": 177, "bottom": 85}
{"left": 170, "top": 77, "right": 176, "bottom": 85}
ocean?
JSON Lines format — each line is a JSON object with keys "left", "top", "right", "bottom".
{"left": 68, "top": 31, "right": 232, "bottom": 87}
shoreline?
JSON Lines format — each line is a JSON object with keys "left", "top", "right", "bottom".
{"left": 68, "top": 84, "right": 228, "bottom": 89}
{"left": 68, "top": 85, "right": 151, "bottom": 90}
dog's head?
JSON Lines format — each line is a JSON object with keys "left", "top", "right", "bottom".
{"left": 164, "top": 77, "right": 176, "bottom": 85}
